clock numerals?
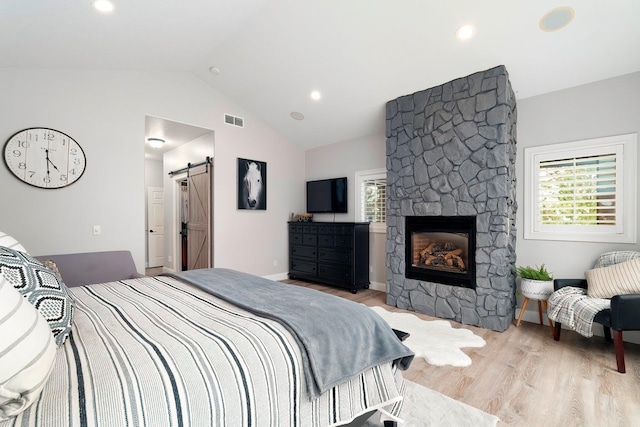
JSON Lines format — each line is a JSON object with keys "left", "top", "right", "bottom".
{"left": 4, "top": 127, "right": 86, "bottom": 189}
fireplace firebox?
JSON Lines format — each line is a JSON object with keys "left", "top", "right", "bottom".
{"left": 405, "top": 216, "right": 476, "bottom": 289}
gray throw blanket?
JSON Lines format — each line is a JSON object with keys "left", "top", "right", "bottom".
{"left": 167, "top": 268, "right": 414, "bottom": 398}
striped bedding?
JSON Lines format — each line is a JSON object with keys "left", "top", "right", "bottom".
{"left": 1, "top": 276, "right": 404, "bottom": 427}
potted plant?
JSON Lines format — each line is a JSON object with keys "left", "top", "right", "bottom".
{"left": 516, "top": 264, "right": 554, "bottom": 300}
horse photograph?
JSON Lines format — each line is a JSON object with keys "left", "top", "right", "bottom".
{"left": 237, "top": 157, "right": 267, "bottom": 210}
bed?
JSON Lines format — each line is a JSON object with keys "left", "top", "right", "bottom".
{"left": 0, "top": 246, "right": 414, "bottom": 427}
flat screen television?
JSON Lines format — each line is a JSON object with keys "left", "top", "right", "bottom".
{"left": 306, "top": 177, "right": 348, "bottom": 213}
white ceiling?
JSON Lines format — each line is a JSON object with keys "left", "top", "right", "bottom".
{"left": 144, "top": 116, "right": 213, "bottom": 161}
{"left": 2, "top": 0, "right": 639, "bottom": 150}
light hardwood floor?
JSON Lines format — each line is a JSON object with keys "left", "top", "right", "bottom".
{"left": 283, "top": 279, "right": 640, "bottom": 427}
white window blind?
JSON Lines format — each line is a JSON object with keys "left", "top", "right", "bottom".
{"left": 538, "top": 153, "right": 617, "bottom": 227}
{"left": 361, "top": 178, "right": 386, "bottom": 223}
{"left": 355, "top": 169, "right": 387, "bottom": 233}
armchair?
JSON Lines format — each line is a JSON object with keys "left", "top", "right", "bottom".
{"left": 552, "top": 278, "right": 640, "bottom": 373}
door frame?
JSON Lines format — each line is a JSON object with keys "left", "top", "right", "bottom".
{"left": 171, "top": 172, "right": 188, "bottom": 273}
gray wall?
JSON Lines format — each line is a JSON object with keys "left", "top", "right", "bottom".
{"left": 515, "top": 71, "right": 640, "bottom": 329}
{"left": 305, "top": 71, "right": 640, "bottom": 311}
{"left": 516, "top": 71, "right": 640, "bottom": 276}
{"left": 0, "top": 69, "right": 305, "bottom": 277}
{"left": 305, "top": 133, "right": 387, "bottom": 288}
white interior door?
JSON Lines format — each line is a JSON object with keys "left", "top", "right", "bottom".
{"left": 147, "top": 186, "right": 165, "bottom": 268}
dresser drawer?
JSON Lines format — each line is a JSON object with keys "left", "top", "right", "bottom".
{"left": 290, "top": 245, "right": 317, "bottom": 260}
{"left": 318, "top": 234, "right": 334, "bottom": 247}
{"left": 335, "top": 226, "right": 354, "bottom": 236}
{"left": 289, "top": 224, "right": 304, "bottom": 233}
{"left": 318, "top": 264, "right": 352, "bottom": 283}
{"left": 290, "top": 260, "right": 317, "bottom": 275}
{"left": 317, "top": 224, "right": 335, "bottom": 234}
{"left": 302, "top": 224, "right": 317, "bottom": 234}
{"left": 319, "top": 248, "right": 352, "bottom": 265}
{"left": 302, "top": 234, "right": 317, "bottom": 246}
{"left": 289, "top": 233, "right": 303, "bottom": 245}
{"left": 334, "top": 235, "right": 352, "bottom": 248}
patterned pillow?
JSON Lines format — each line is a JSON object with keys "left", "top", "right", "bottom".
{"left": 593, "top": 251, "right": 640, "bottom": 269}
{"left": 0, "top": 277, "right": 57, "bottom": 421}
{"left": 0, "top": 231, "right": 28, "bottom": 254}
{"left": 586, "top": 257, "right": 640, "bottom": 299}
{"left": 0, "top": 247, "right": 74, "bottom": 346}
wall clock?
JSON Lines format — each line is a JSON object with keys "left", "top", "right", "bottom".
{"left": 3, "top": 127, "right": 87, "bottom": 189}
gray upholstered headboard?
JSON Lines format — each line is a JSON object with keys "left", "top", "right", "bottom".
{"left": 35, "top": 250, "right": 144, "bottom": 287}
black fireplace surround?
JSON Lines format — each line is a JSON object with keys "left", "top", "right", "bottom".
{"left": 405, "top": 216, "right": 476, "bottom": 289}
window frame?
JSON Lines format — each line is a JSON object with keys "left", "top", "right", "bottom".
{"left": 355, "top": 168, "right": 387, "bottom": 234}
{"left": 524, "top": 133, "right": 637, "bottom": 243}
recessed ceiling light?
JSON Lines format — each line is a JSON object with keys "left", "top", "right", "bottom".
{"left": 310, "top": 91, "right": 322, "bottom": 100}
{"left": 290, "top": 112, "right": 305, "bottom": 121}
{"left": 92, "top": 0, "right": 114, "bottom": 13}
{"left": 455, "top": 24, "right": 475, "bottom": 41}
{"left": 147, "top": 138, "right": 165, "bottom": 148}
{"left": 539, "top": 7, "right": 575, "bottom": 32}
{"left": 209, "top": 66, "right": 221, "bottom": 75}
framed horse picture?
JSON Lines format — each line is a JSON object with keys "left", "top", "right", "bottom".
{"left": 237, "top": 158, "right": 267, "bottom": 210}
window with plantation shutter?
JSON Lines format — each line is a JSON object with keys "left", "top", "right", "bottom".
{"left": 355, "top": 169, "right": 386, "bottom": 233}
{"left": 524, "top": 133, "right": 637, "bottom": 243}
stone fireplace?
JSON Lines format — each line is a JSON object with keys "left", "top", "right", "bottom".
{"left": 385, "top": 65, "right": 517, "bottom": 332}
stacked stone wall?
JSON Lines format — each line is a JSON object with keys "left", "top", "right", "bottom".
{"left": 385, "top": 65, "right": 517, "bottom": 332}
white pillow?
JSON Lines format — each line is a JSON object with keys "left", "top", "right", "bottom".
{"left": 586, "top": 257, "right": 640, "bottom": 299}
{"left": 0, "top": 231, "right": 28, "bottom": 254}
{"left": 0, "top": 277, "right": 57, "bottom": 421}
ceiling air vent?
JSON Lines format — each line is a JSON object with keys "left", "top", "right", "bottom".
{"left": 224, "top": 113, "right": 244, "bottom": 128}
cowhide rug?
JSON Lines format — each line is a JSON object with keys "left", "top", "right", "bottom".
{"left": 369, "top": 306, "right": 486, "bottom": 367}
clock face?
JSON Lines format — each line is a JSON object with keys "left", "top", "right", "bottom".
{"left": 3, "top": 128, "right": 86, "bottom": 189}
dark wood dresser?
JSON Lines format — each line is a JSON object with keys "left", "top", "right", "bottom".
{"left": 288, "top": 221, "right": 370, "bottom": 293}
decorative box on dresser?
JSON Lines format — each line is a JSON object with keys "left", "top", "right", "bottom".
{"left": 288, "top": 221, "right": 370, "bottom": 293}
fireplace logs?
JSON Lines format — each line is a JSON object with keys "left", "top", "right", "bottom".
{"left": 418, "top": 241, "right": 467, "bottom": 272}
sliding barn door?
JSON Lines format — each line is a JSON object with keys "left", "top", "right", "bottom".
{"left": 187, "top": 164, "right": 211, "bottom": 270}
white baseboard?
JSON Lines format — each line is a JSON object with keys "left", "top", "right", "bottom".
{"left": 264, "top": 272, "right": 289, "bottom": 281}
{"left": 369, "top": 281, "right": 386, "bottom": 292}
{"left": 517, "top": 308, "right": 640, "bottom": 345}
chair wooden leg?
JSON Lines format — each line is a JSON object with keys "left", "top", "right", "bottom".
{"left": 516, "top": 297, "right": 530, "bottom": 327}
{"left": 603, "top": 326, "right": 612, "bottom": 343}
{"left": 612, "top": 330, "right": 626, "bottom": 373}
{"left": 553, "top": 321, "right": 562, "bottom": 341}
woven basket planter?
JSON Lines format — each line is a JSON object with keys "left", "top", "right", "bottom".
{"left": 520, "top": 278, "right": 554, "bottom": 300}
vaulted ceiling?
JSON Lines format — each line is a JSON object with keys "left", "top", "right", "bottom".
{"left": 2, "top": 0, "right": 639, "bottom": 150}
